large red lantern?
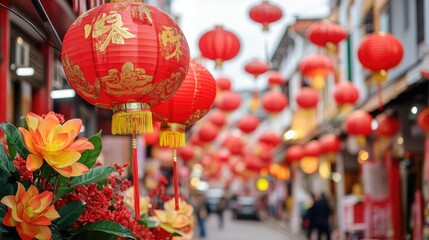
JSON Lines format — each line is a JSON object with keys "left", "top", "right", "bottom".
{"left": 334, "top": 81, "right": 359, "bottom": 106}
{"left": 345, "top": 110, "right": 373, "bottom": 147}
{"left": 208, "top": 109, "right": 227, "bottom": 128}
{"left": 262, "top": 91, "right": 288, "bottom": 114}
{"left": 258, "top": 131, "right": 282, "bottom": 148}
{"left": 62, "top": 1, "right": 190, "bottom": 135}
{"left": 61, "top": 0, "right": 190, "bottom": 218}
{"left": 152, "top": 60, "right": 216, "bottom": 148}
{"left": 285, "top": 145, "right": 304, "bottom": 163}
{"left": 237, "top": 115, "right": 260, "bottom": 134}
{"left": 216, "top": 91, "right": 241, "bottom": 112}
{"left": 244, "top": 60, "right": 270, "bottom": 79}
{"left": 299, "top": 54, "right": 334, "bottom": 89}
{"left": 248, "top": 0, "right": 283, "bottom": 31}
{"left": 357, "top": 33, "right": 403, "bottom": 84}
{"left": 198, "top": 25, "right": 241, "bottom": 68}
{"left": 216, "top": 77, "right": 232, "bottom": 91}
{"left": 296, "top": 87, "right": 319, "bottom": 109}
{"left": 306, "top": 22, "right": 348, "bottom": 53}
{"left": 375, "top": 113, "right": 400, "bottom": 138}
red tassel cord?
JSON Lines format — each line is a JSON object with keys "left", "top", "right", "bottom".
{"left": 132, "top": 132, "right": 141, "bottom": 219}
{"left": 173, "top": 149, "right": 180, "bottom": 211}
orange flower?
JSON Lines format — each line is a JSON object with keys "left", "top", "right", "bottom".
{"left": 19, "top": 112, "right": 94, "bottom": 177}
{"left": 1, "top": 182, "right": 60, "bottom": 240}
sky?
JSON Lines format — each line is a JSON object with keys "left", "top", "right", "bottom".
{"left": 171, "top": 0, "right": 331, "bottom": 92}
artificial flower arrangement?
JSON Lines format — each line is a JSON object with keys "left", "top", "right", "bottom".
{"left": 0, "top": 112, "right": 193, "bottom": 240}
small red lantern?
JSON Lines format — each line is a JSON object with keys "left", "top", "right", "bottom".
{"left": 268, "top": 71, "right": 285, "bottom": 88}
{"left": 334, "top": 81, "right": 359, "bottom": 106}
{"left": 216, "top": 91, "right": 242, "bottom": 112}
{"left": 62, "top": 1, "right": 190, "bottom": 135}
{"left": 244, "top": 60, "right": 270, "bottom": 79}
{"left": 208, "top": 109, "right": 227, "bottom": 128}
{"left": 285, "top": 145, "right": 304, "bottom": 163}
{"left": 238, "top": 115, "right": 260, "bottom": 134}
{"left": 216, "top": 149, "right": 231, "bottom": 163}
{"left": 249, "top": 0, "right": 283, "bottom": 31}
{"left": 262, "top": 91, "right": 288, "bottom": 114}
{"left": 223, "top": 134, "right": 245, "bottom": 156}
{"left": 357, "top": 32, "right": 403, "bottom": 84}
{"left": 152, "top": 61, "right": 216, "bottom": 148}
{"left": 375, "top": 113, "right": 400, "bottom": 137}
{"left": 418, "top": 108, "right": 429, "bottom": 133}
{"left": 198, "top": 123, "right": 219, "bottom": 143}
{"left": 345, "top": 110, "right": 373, "bottom": 147}
{"left": 256, "top": 143, "right": 274, "bottom": 163}
{"left": 216, "top": 77, "right": 232, "bottom": 91}
{"left": 177, "top": 145, "right": 194, "bottom": 162}
{"left": 258, "top": 131, "right": 282, "bottom": 148}
{"left": 306, "top": 21, "right": 348, "bottom": 53}
{"left": 320, "top": 134, "right": 341, "bottom": 154}
{"left": 304, "top": 140, "right": 322, "bottom": 157}
{"left": 296, "top": 88, "right": 319, "bottom": 109}
{"left": 199, "top": 25, "right": 241, "bottom": 68}
{"left": 299, "top": 54, "right": 334, "bottom": 89}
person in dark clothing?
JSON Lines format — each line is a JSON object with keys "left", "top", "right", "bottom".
{"left": 303, "top": 193, "right": 317, "bottom": 240}
{"left": 195, "top": 194, "right": 208, "bottom": 238}
{"left": 311, "top": 193, "right": 332, "bottom": 240}
{"left": 216, "top": 197, "right": 227, "bottom": 229}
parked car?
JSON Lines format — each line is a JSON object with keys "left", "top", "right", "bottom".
{"left": 231, "top": 195, "right": 260, "bottom": 220}
{"left": 205, "top": 188, "right": 224, "bottom": 214}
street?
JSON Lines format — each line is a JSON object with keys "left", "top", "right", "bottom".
{"left": 198, "top": 212, "right": 306, "bottom": 240}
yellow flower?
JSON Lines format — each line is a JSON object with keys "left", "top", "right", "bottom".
{"left": 164, "top": 198, "right": 193, "bottom": 217}
{"left": 1, "top": 182, "right": 60, "bottom": 240}
{"left": 153, "top": 198, "right": 195, "bottom": 233}
{"left": 19, "top": 112, "right": 94, "bottom": 177}
{"left": 124, "top": 187, "right": 151, "bottom": 215}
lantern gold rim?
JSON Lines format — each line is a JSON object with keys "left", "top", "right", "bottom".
{"left": 159, "top": 123, "right": 186, "bottom": 148}
{"left": 112, "top": 102, "right": 153, "bottom": 135}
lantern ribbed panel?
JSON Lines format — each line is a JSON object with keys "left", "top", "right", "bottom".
{"left": 296, "top": 87, "right": 319, "bottom": 109}
{"left": 345, "top": 110, "right": 373, "bottom": 136}
{"left": 216, "top": 91, "right": 241, "bottom": 112}
{"left": 334, "top": 81, "right": 359, "bottom": 105}
{"left": 262, "top": 91, "right": 288, "bottom": 114}
{"left": 307, "top": 22, "right": 348, "bottom": 47}
{"left": 285, "top": 145, "right": 304, "bottom": 162}
{"left": 249, "top": 1, "right": 282, "bottom": 30}
{"left": 216, "top": 77, "right": 232, "bottom": 91}
{"left": 198, "top": 26, "right": 240, "bottom": 64}
{"left": 237, "top": 115, "right": 260, "bottom": 134}
{"left": 357, "top": 33, "right": 403, "bottom": 72}
{"left": 244, "top": 60, "right": 270, "bottom": 78}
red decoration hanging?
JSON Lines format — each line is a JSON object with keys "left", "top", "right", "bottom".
{"left": 262, "top": 91, "right": 288, "bottom": 114}
{"left": 216, "top": 91, "right": 242, "bottom": 112}
{"left": 216, "top": 149, "right": 231, "bottom": 163}
{"left": 268, "top": 71, "right": 285, "bottom": 88}
{"left": 296, "top": 87, "right": 319, "bottom": 109}
{"left": 304, "top": 140, "right": 322, "bottom": 157}
{"left": 306, "top": 21, "right": 348, "bottom": 53}
{"left": 299, "top": 54, "right": 334, "bottom": 89}
{"left": 418, "top": 108, "right": 429, "bottom": 132}
{"left": 345, "top": 110, "right": 373, "bottom": 147}
{"left": 144, "top": 121, "right": 161, "bottom": 145}
{"left": 258, "top": 131, "right": 282, "bottom": 148}
{"left": 320, "top": 134, "right": 341, "bottom": 154}
{"left": 208, "top": 109, "right": 227, "bottom": 128}
{"left": 285, "top": 145, "right": 304, "bottom": 163}
{"left": 198, "top": 25, "right": 241, "bottom": 68}
{"left": 244, "top": 60, "right": 270, "bottom": 79}
{"left": 222, "top": 133, "right": 245, "bottom": 156}
{"left": 177, "top": 145, "right": 194, "bottom": 162}
{"left": 198, "top": 123, "right": 219, "bottom": 142}
{"left": 152, "top": 60, "right": 216, "bottom": 148}
{"left": 216, "top": 77, "right": 232, "bottom": 91}
{"left": 375, "top": 113, "right": 400, "bottom": 138}
{"left": 62, "top": 1, "right": 190, "bottom": 135}
{"left": 237, "top": 115, "right": 260, "bottom": 134}
{"left": 334, "top": 81, "right": 360, "bottom": 106}
{"left": 248, "top": 0, "right": 283, "bottom": 31}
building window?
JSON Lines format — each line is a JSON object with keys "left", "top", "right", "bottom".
{"left": 416, "top": 0, "right": 424, "bottom": 43}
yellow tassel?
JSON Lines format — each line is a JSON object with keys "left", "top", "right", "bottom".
{"left": 311, "top": 75, "right": 325, "bottom": 90}
{"left": 325, "top": 42, "right": 337, "bottom": 56}
{"left": 159, "top": 123, "right": 186, "bottom": 148}
{"left": 356, "top": 135, "right": 367, "bottom": 149}
{"left": 372, "top": 70, "right": 388, "bottom": 84}
{"left": 112, "top": 103, "right": 153, "bottom": 135}
{"left": 250, "top": 92, "right": 260, "bottom": 112}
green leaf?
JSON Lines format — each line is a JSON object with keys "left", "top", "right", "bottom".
{"left": 19, "top": 116, "right": 28, "bottom": 131}
{"left": 54, "top": 200, "right": 86, "bottom": 230}
{"left": 72, "top": 220, "right": 135, "bottom": 239}
{"left": 78, "top": 131, "right": 102, "bottom": 169}
{"left": 0, "top": 123, "right": 29, "bottom": 159}
{"left": 138, "top": 214, "right": 158, "bottom": 228}
{"left": 0, "top": 174, "right": 16, "bottom": 198}
{"left": 0, "top": 145, "right": 17, "bottom": 176}
{"left": 71, "top": 231, "right": 118, "bottom": 240}
{"left": 159, "top": 223, "right": 185, "bottom": 236}
{"left": 70, "top": 166, "right": 114, "bottom": 188}
{"left": 54, "top": 185, "right": 72, "bottom": 202}
{"left": 50, "top": 225, "right": 66, "bottom": 240}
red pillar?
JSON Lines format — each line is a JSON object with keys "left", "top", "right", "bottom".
{"left": 32, "top": 44, "right": 53, "bottom": 114}
{"left": 385, "top": 149, "right": 403, "bottom": 240}
{"left": 0, "top": 0, "right": 10, "bottom": 139}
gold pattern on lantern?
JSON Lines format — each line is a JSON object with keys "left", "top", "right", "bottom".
{"left": 159, "top": 26, "right": 183, "bottom": 60}
{"left": 100, "top": 62, "right": 154, "bottom": 95}
{"left": 112, "top": 4, "right": 153, "bottom": 24}
{"left": 154, "top": 71, "right": 183, "bottom": 100}
{"left": 185, "top": 109, "right": 208, "bottom": 125}
{"left": 84, "top": 11, "right": 136, "bottom": 53}
{"left": 63, "top": 55, "right": 100, "bottom": 99}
